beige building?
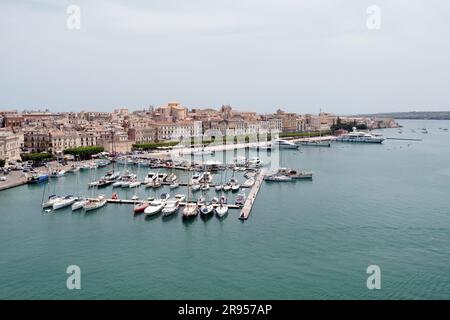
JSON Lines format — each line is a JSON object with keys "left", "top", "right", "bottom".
{"left": 0, "top": 130, "right": 23, "bottom": 162}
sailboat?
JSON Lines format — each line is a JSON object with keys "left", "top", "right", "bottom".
{"left": 183, "top": 173, "right": 198, "bottom": 219}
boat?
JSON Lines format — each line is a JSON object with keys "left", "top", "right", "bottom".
{"left": 199, "top": 202, "right": 214, "bottom": 217}
{"left": 97, "top": 179, "right": 114, "bottom": 188}
{"left": 182, "top": 202, "right": 198, "bottom": 219}
{"left": 174, "top": 194, "right": 186, "bottom": 202}
{"left": 144, "top": 172, "right": 157, "bottom": 184}
{"left": 296, "top": 140, "right": 331, "bottom": 147}
{"left": 243, "top": 177, "right": 255, "bottom": 187}
{"left": 244, "top": 171, "right": 257, "bottom": 179}
{"left": 134, "top": 201, "right": 149, "bottom": 213}
{"left": 162, "top": 199, "right": 180, "bottom": 216}
{"left": 165, "top": 173, "right": 177, "bottom": 183}
{"left": 144, "top": 200, "right": 165, "bottom": 216}
{"left": 67, "top": 165, "right": 80, "bottom": 173}
{"left": 42, "top": 195, "right": 62, "bottom": 208}
{"left": 50, "top": 169, "right": 66, "bottom": 178}
{"left": 191, "top": 182, "right": 201, "bottom": 192}
{"left": 214, "top": 184, "right": 223, "bottom": 191}
{"left": 211, "top": 197, "right": 219, "bottom": 204}
{"left": 131, "top": 195, "right": 139, "bottom": 200}
{"left": 215, "top": 197, "right": 228, "bottom": 218}
{"left": 27, "top": 173, "right": 49, "bottom": 184}
{"left": 250, "top": 144, "right": 272, "bottom": 151}
{"left": 231, "top": 183, "right": 240, "bottom": 192}
{"left": 79, "top": 163, "right": 91, "bottom": 171}
{"left": 277, "top": 168, "right": 313, "bottom": 180}
{"left": 156, "top": 173, "right": 167, "bottom": 181}
{"left": 197, "top": 196, "right": 205, "bottom": 206}
{"left": 95, "top": 159, "right": 111, "bottom": 167}
{"left": 248, "top": 157, "right": 264, "bottom": 168}
{"left": 335, "top": 128, "right": 385, "bottom": 143}
{"left": 235, "top": 193, "right": 246, "bottom": 206}
{"left": 272, "top": 139, "right": 299, "bottom": 149}
{"left": 112, "top": 181, "right": 123, "bottom": 187}
{"left": 223, "top": 183, "right": 232, "bottom": 192}
{"left": 71, "top": 199, "right": 89, "bottom": 211}
{"left": 169, "top": 182, "right": 180, "bottom": 189}
{"left": 264, "top": 174, "right": 293, "bottom": 182}
{"left": 160, "top": 193, "right": 170, "bottom": 201}
{"left": 201, "top": 184, "right": 210, "bottom": 191}
{"left": 129, "top": 180, "right": 142, "bottom": 188}
{"left": 53, "top": 195, "right": 78, "bottom": 210}
{"left": 84, "top": 196, "right": 107, "bottom": 212}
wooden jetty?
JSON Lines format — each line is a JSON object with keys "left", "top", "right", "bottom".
{"left": 239, "top": 173, "right": 265, "bottom": 220}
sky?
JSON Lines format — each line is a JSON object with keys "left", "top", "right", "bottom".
{"left": 1, "top": 0, "right": 449, "bottom": 114}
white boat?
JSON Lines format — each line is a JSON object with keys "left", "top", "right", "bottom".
{"left": 336, "top": 128, "right": 385, "bottom": 143}
{"left": 264, "top": 174, "right": 293, "bottom": 182}
{"left": 112, "top": 181, "right": 123, "bottom": 187}
{"left": 191, "top": 182, "right": 201, "bottom": 192}
{"left": 165, "top": 173, "right": 177, "bottom": 183}
{"left": 215, "top": 184, "right": 223, "bottom": 191}
{"left": 169, "top": 182, "right": 179, "bottom": 189}
{"left": 72, "top": 199, "right": 89, "bottom": 211}
{"left": 131, "top": 195, "right": 139, "bottom": 200}
{"left": 42, "top": 195, "right": 62, "bottom": 208}
{"left": 162, "top": 200, "right": 180, "bottom": 216}
{"left": 244, "top": 171, "right": 257, "bottom": 179}
{"left": 272, "top": 139, "right": 299, "bottom": 149}
{"left": 243, "top": 177, "right": 255, "bottom": 187}
{"left": 223, "top": 183, "right": 232, "bottom": 192}
{"left": 182, "top": 202, "right": 198, "bottom": 218}
{"left": 144, "top": 200, "right": 165, "bottom": 216}
{"left": 235, "top": 193, "right": 246, "bottom": 205}
{"left": 174, "top": 194, "right": 186, "bottom": 202}
{"left": 199, "top": 202, "right": 214, "bottom": 217}
{"left": 50, "top": 170, "right": 66, "bottom": 178}
{"left": 129, "top": 180, "right": 141, "bottom": 188}
{"left": 231, "top": 184, "right": 240, "bottom": 192}
{"left": 201, "top": 184, "right": 210, "bottom": 191}
{"left": 215, "top": 204, "right": 228, "bottom": 218}
{"left": 248, "top": 157, "right": 264, "bottom": 167}
{"left": 84, "top": 197, "right": 107, "bottom": 212}
{"left": 53, "top": 195, "right": 77, "bottom": 210}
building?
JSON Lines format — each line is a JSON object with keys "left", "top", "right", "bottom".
{"left": 0, "top": 130, "right": 23, "bottom": 162}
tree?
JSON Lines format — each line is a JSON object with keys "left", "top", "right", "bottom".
{"left": 20, "top": 152, "right": 53, "bottom": 163}
{"left": 63, "top": 146, "right": 104, "bottom": 160}
{"left": 0, "top": 159, "right": 5, "bottom": 168}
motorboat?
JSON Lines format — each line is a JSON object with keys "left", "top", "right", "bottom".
{"left": 244, "top": 171, "right": 257, "bottom": 179}
{"left": 211, "top": 197, "right": 219, "bottom": 204}
{"left": 53, "top": 195, "right": 78, "bottom": 210}
{"left": 144, "top": 172, "right": 157, "bottom": 184}
{"left": 264, "top": 174, "right": 293, "bottom": 182}
{"left": 201, "top": 184, "right": 210, "bottom": 191}
{"left": 165, "top": 173, "right": 177, "bottom": 183}
{"left": 131, "top": 195, "right": 139, "bottom": 200}
{"left": 169, "top": 182, "right": 180, "bottom": 189}
{"left": 162, "top": 199, "right": 180, "bottom": 216}
{"left": 235, "top": 193, "right": 246, "bottom": 206}
{"left": 50, "top": 169, "right": 66, "bottom": 178}
{"left": 134, "top": 201, "right": 149, "bottom": 213}
{"left": 144, "top": 200, "right": 165, "bottom": 216}
{"left": 277, "top": 168, "right": 313, "bottom": 180}
{"left": 231, "top": 183, "right": 240, "bottom": 192}
{"left": 27, "top": 173, "right": 49, "bottom": 184}
{"left": 71, "top": 199, "right": 89, "bottom": 211}
{"left": 174, "top": 194, "right": 186, "bottom": 203}
{"left": 243, "top": 177, "right": 255, "bottom": 187}
{"left": 214, "top": 184, "right": 223, "bottom": 191}
{"left": 335, "top": 128, "right": 385, "bottom": 143}
{"left": 129, "top": 180, "right": 142, "bottom": 188}
{"left": 272, "top": 139, "right": 299, "bottom": 149}
{"left": 191, "top": 182, "right": 201, "bottom": 192}
{"left": 223, "top": 183, "right": 232, "bottom": 192}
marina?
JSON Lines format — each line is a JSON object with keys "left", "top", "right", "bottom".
{"left": 1, "top": 120, "right": 449, "bottom": 299}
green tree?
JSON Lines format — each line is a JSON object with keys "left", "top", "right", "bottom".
{"left": 63, "top": 146, "right": 104, "bottom": 159}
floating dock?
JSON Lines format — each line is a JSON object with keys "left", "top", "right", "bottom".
{"left": 102, "top": 198, "right": 241, "bottom": 209}
{"left": 239, "top": 173, "right": 265, "bottom": 220}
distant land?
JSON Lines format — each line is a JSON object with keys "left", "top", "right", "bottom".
{"left": 355, "top": 111, "right": 450, "bottom": 120}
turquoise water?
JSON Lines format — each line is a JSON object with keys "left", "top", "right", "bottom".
{"left": 0, "top": 120, "right": 449, "bottom": 299}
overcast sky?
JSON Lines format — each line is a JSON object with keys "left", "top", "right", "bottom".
{"left": 1, "top": 0, "right": 449, "bottom": 114}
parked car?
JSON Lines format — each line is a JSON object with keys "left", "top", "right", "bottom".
{"left": 0, "top": 177, "right": 6, "bottom": 181}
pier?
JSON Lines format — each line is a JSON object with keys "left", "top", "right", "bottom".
{"left": 100, "top": 198, "right": 241, "bottom": 209}
{"left": 239, "top": 172, "right": 265, "bottom": 220}
{"left": 386, "top": 137, "right": 422, "bottom": 141}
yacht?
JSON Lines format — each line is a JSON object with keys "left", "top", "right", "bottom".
{"left": 182, "top": 202, "right": 198, "bottom": 219}
{"left": 272, "top": 139, "right": 299, "bottom": 149}
{"left": 84, "top": 196, "right": 107, "bottom": 212}
{"left": 53, "top": 195, "right": 78, "bottom": 210}
{"left": 335, "top": 128, "right": 385, "bottom": 143}
{"left": 42, "top": 195, "right": 62, "bottom": 208}
{"left": 144, "top": 200, "right": 165, "bottom": 216}
{"left": 71, "top": 199, "right": 89, "bottom": 211}
{"left": 162, "top": 199, "right": 180, "bottom": 216}
{"left": 199, "top": 202, "right": 214, "bottom": 217}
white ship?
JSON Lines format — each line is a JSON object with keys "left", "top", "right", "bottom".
{"left": 335, "top": 128, "right": 385, "bottom": 144}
